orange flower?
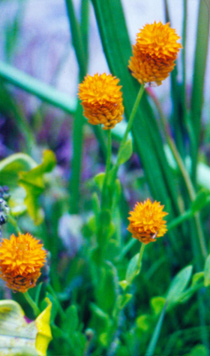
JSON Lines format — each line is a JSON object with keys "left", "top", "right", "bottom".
{"left": 128, "top": 22, "right": 182, "bottom": 86}
{"left": 78, "top": 73, "right": 124, "bottom": 130}
{"left": 0, "top": 233, "right": 47, "bottom": 293}
{"left": 128, "top": 199, "right": 168, "bottom": 244}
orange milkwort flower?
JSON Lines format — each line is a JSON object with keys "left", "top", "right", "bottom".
{"left": 0, "top": 232, "right": 47, "bottom": 293}
{"left": 78, "top": 73, "right": 124, "bottom": 130}
{"left": 128, "top": 198, "right": 168, "bottom": 244}
{"left": 128, "top": 21, "right": 182, "bottom": 86}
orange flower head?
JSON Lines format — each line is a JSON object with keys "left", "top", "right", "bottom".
{"left": 0, "top": 233, "right": 47, "bottom": 293}
{"left": 78, "top": 73, "right": 124, "bottom": 130}
{"left": 128, "top": 199, "right": 168, "bottom": 244}
{"left": 128, "top": 22, "right": 182, "bottom": 86}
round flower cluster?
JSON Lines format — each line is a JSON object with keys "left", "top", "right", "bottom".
{"left": 128, "top": 21, "right": 182, "bottom": 86}
{"left": 128, "top": 199, "right": 168, "bottom": 244}
{"left": 0, "top": 233, "right": 47, "bottom": 293}
{"left": 78, "top": 73, "right": 124, "bottom": 130}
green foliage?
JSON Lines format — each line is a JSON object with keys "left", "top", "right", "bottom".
{"left": 19, "top": 150, "right": 56, "bottom": 224}
{"left": 117, "top": 139, "right": 133, "bottom": 165}
{"left": 0, "top": 0, "right": 210, "bottom": 355}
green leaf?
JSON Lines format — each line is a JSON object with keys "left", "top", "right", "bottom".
{"left": 90, "top": 303, "right": 112, "bottom": 335}
{"left": 167, "top": 265, "right": 193, "bottom": 303}
{"left": 94, "top": 172, "right": 105, "bottom": 191}
{"left": 125, "top": 253, "right": 140, "bottom": 284}
{"left": 191, "top": 189, "right": 210, "bottom": 213}
{"left": 0, "top": 299, "right": 52, "bottom": 355}
{"left": 136, "top": 314, "right": 152, "bottom": 332}
{"left": 71, "top": 333, "right": 86, "bottom": 356}
{"left": 188, "top": 345, "right": 208, "bottom": 356}
{"left": 150, "top": 297, "right": 166, "bottom": 316}
{"left": 117, "top": 293, "right": 132, "bottom": 310}
{"left": 0, "top": 153, "right": 36, "bottom": 187}
{"left": 96, "top": 262, "right": 118, "bottom": 314}
{"left": 118, "top": 139, "right": 133, "bottom": 165}
{"left": 192, "top": 272, "right": 204, "bottom": 286}
{"left": 62, "top": 305, "right": 79, "bottom": 335}
{"left": 18, "top": 150, "right": 56, "bottom": 224}
{"left": 204, "top": 255, "right": 210, "bottom": 287}
{"left": 119, "top": 280, "right": 129, "bottom": 291}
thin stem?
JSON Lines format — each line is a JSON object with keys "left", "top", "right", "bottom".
{"left": 118, "top": 238, "right": 137, "bottom": 260}
{"left": 167, "top": 210, "right": 192, "bottom": 231}
{"left": 24, "top": 291, "right": 40, "bottom": 317}
{"left": 116, "top": 85, "right": 144, "bottom": 168}
{"left": 137, "top": 243, "right": 146, "bottom": 271}
{"left": 69, "top": 103, "right": 84, "bottom": 214}
{"left": 145, "top": 303, "right": 167, "bottom": 356}
{"left": 101, "top": 129, "right": 112, "bottom": 210}
{"left": 110, "top": 85, "right": 145, "bottom": 187}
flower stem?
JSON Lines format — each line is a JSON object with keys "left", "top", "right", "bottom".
{"left": 145, "top": 302, "right": 167, "bottom": 356}
{"left": 101, "top": 129, "right": 112, "bottom": 210}
{"left": 110, "top": 85, "right": 145, "bottom": 186}
{"left": 137, "top": 243, "right": 146, "bottom": 272}
{"left": 24, "top": 291, "right": 40, "bottom": 317}
{"left": 116, "top": 85, "right": 145, "bottom": 167}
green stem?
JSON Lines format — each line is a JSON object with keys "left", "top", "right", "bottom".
{"left": 110, "top": 85, "right": 145, "bottom": 186}
{"left": 167, "top": 210, "right": 192, "bottom": 231}
{"left": 137, "top": 243, "right": 146, "bottom": 272}
{"left": 24, "top": 291, "right": 40, "bottom": 317}
{"left": 118, "top": 238, "right": 137, "bottom": 260}
{"left": 117, "top": 85, "right": 144, "bottom": 167}
{"left": 101, "top": 129, "right": 112, "bottom": 210}
{"left": 69, "top": 103, "right": 84, "bottom": 214}
{"left": 95, "top": 130, "right": 112, "bottom": 263}
{"left": 145, "top": 303, "right": 167, "bottom": 356}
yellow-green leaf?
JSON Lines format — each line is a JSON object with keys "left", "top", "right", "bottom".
{"left": 0, "top": 299, "right": 52, "bottom": 356}
{"left": 18, "top": 150, "right": 56, "bottom": 224}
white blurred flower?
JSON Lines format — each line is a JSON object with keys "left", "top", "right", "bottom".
{"left": 58, "top": 213, "right": 83, "bottom": 257}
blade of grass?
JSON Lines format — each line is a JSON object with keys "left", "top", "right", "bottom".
{"left": 65, "top": 0, "right": 87, "bottom": 78}
{"left": 65, "top": 0, "right": 87, "bottom": 213}
{"left": 190, "top": 0, "right": 210, "bottom": 184}
{"left": 163, "top": 0, "right": 186, "bottom": 158}
{"left": 0, "top": 61, "right": 77, "bottom": 114}
{"left": 81, "top": 0, "right": 89, "bottom": 60}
